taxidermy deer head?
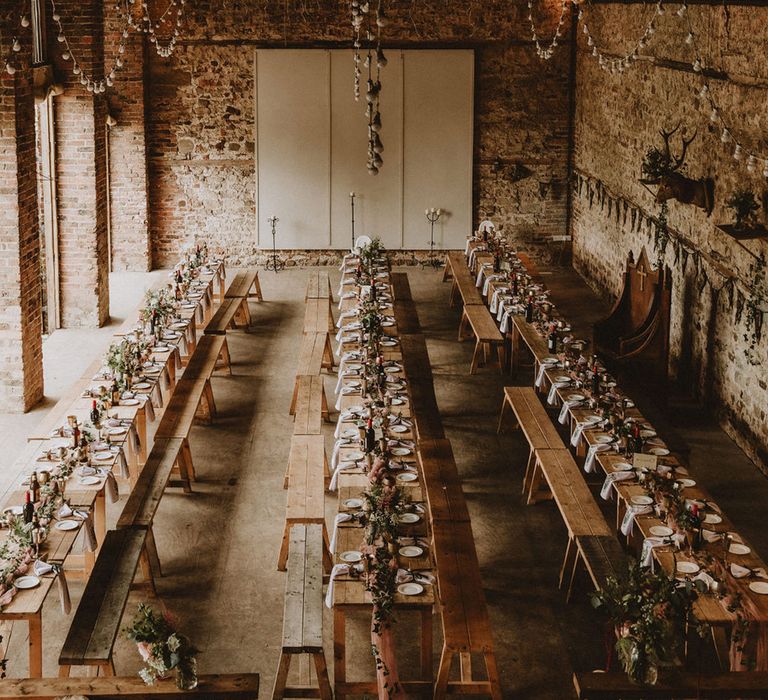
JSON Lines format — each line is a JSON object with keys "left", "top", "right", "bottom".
{"left": 642, "top": 125, "right": 714, "bottom": 215}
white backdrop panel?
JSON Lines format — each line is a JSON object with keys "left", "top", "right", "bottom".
{"left": 256, "top": 50, "right": 331, "bottom": 248}
{"left": 403, "top": 51, "right": 474, "bottom": 250}
{"left": 330, "top": 50, "right": 404, "bottom": 250}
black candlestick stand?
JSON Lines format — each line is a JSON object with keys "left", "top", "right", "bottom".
{"left": 421, "top": 208, "right": 444, "bottom": 269}
{"left": 264, "top": 216, "right": 284, "bottom": 272}
{"left": 350, "top": 192, "right": 356, "bottom": 250}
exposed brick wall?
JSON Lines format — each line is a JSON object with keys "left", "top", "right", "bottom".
{"left": 570, "top": 6, "right": 768, "bottom": 470}
{"left": 142, "top": 0, "right": 572, "bottom": 267}
{"left": 0, "top": 14, "right": 43, "bottom": 412}
{"left": 104, "top": 3, "right": 151, "bottom": 272}
{"left": 51, "top": 0, "right": 110, "bottom": 327}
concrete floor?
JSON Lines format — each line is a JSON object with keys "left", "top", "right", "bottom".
{"left": 1, "top": 264, "right": 767, "bottom": 698}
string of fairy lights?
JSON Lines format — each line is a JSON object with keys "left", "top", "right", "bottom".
{"left": 528, "top": 0, "right": 768, "bottom": 179}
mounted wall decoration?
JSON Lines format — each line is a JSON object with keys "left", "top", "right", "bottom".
{"left": 640, "top": 125, "right": 714, "bottom": 215}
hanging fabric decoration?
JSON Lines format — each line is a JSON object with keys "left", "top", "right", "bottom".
{"left": 363, "top": 0, "right": 386, "bottom": 175}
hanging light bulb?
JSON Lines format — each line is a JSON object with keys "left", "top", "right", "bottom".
{"left": 692, "top": 58, "right": 702, "bottom": 72}
{"left": 733, "top": 144, "right": 743, "bottom": 161}
{"left": 677, "top": 3, "right": 687, "bottom": 16}
{"left": 698, "top": 84, "right": 708, "bottom": 98}
{"left": 747, "top": 155, "right": 757, "bottom": 173}
{"left": 685, "top": 32, "right": 694, "bottom": 44}
{"left": 5, "top": 62, "right": 16, "bottom": 75}
{"left": 721, "top": 129, "right": 730, "bottom": 143}
{"left": 710, "top": 108, "right": 719, "bottom": 122}
{"left": 20, "top": 15, "right": 29, "bottom": 27}
{"left": 763, "top": 159, "right": 768, "bottom": 178}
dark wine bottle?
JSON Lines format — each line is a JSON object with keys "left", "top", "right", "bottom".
{"left": 370, "top": 276, "right": 377, "bottom": 302}
{"left": 591, "top": 364, "right": 600, "bottom": 396}
{"left": 90, "top": 399, "right": 100, "bottom": 429}
{"left": 23, "top": 491, "right": 34, "bottom": 524}
{"left": 493, "top": 253, "right": 501, "bottom": 273}
{"left": 365, "top": 419, "right": 376, "bottom": 453}
{"left": 547, "top": 324, "right": 558, "bottom": 354}
{"left": 511, "top": 274, "right": 519, "bottom": 297}
{"left": 30, "top": 472, "right": 40, "bottom": 503}
{"left": 525, "top": 295, "right": 534, "bottom": 323}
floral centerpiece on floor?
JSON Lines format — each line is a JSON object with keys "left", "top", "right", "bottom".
{"left": 592, "top": 560, "right": 704, "bottom": 685}
{"left": 124, "top": 604, "right": 199, "bottom": 689}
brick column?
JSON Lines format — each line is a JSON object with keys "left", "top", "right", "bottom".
{"left": 0, "top": 25, "right": 44, "bottom": 411}
{"left": 50, "top": 0, "right": 110, "bottom": 327}
{"left": 104, "top": 3, "right": 151, "bottom": 272}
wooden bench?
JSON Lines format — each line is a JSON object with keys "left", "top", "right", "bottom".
{"left": 399, "top": 334, "right": 445, "bottom": 440}
{"left": 303, "top": 297, "right": 334, "bottom": 335}
{"left": 205, "top": 297, "right": 249, "bottom": 338}
{"left": 0, "top": 674, "right": 260, "bottom": 698}
{"left": 116, "top": 437, "right": 189, "bottom": 582}
{"left": 305, "top": 271, "right": 333, "bottom": 302}
{"left": 573, "top": 671, "right": 768, "bottom": 699}
{"left": 390, "top": 271, "right": 412, "bottom": 302}
{"left": 58, "top": 527, "right": 149, "bottom": 677}
{"left": 458, "top": 304, "right": 505, "bottom": 374}
{"left": 290, "top": 334, "right": 334, "bottom": 415}
{"left": 526, "top": 449, "right": 622, "bottom": 600}
{"left": 432, "top": 521, "right": 502, "bottom": 699}
{"left": 443, "top": 251, "right": 484, "bottom": 307}
{"left": 496, "top": 386, "right": 564, "bottom": 496}
{"left": 278, "top": 435, "right": 331, "bottom": 572}
{"left": 225, "top": 268, "right": 263, "bottom": 302}
{"left": 570, "top": 534, "right": 626, "bottom": 599}
{"left": 418, "top": 439, "right": 470, "bottom": 523}
{"left": 292, "top": 375, "right": 329, "bottom": 437}
{"left": 272, "top": 524, "right": 332, "bottom": 700}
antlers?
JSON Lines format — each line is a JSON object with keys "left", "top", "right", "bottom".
{"left": 659, "top": 124, "right": 697, "bottom": 172}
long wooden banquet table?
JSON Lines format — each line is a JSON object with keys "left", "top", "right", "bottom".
{"left": 460, "top": 237, "right": 768, "bottom": 670}
{"left": 330, "top": 256, "right": 436, "bottom": 697}
{"left": 0, "top": 258, "right": 225, "bottom": 677}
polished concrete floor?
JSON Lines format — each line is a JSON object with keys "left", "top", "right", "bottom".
{"left": 1, "top": 264, "right": 767, "bottom": 698}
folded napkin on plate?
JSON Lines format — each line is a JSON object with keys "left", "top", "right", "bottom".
{"left": 325, "top": 564, "right": 352, "bottom": 608}
{"left": 330, "top": 513, "right": 353, "bottom": 554}
{"left": 600, "top": 470, "right": 635, "bottom": 501}
{"left": 693, "top": 570, "right": 717, "bottom": 590}
{"left": 641, "top": 537, "right": 674, "bottom": 570}
{"left": 79, "top": 466, "right": 97, "bottom": 477}
{"left": 33, "top": 559, "right": 53, "bottom": 576}
{"left": 331, "top": 439, "right": 354, "bottom": 470}
{"left": 621, "top": 504, "right": 652, "bottom": 537}
{"left": 336, "top": 310, "right": 357, "bottom": 328}
{"left": 584, "top": 442, "right": 613, "bottom": 474}
{"left": 59, "top": 503, "right": 73, "bottom": 518}
{"left": 396, "top": 568, "right": 435, "bottom": 585}
{"left": 547, "top": 381, "right": 569, "bottom": 406}
{"left": 731, "top": 563, "right": 768, "bottom": 579}
{"left": 482, "top": 275, "right": 504, "bottom": 297}
{"left": 702, "top": 529, "right": 722, "bottom": 544}
{"left": 558, "top": 399, "right": 581, "bottom": 425}
{"left": 396, "top": 536, "right": 429, "bottom": 549}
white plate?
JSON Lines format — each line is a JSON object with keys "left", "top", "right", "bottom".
{"left": 749, "top": 581, "right": 768, "bottom": 595}
{"left": 390, "top": 425, "right": 409, "bottom": 433}
{"left": 56, "top": 520, "right": 79, "bottom": 531}
{"left": 343, "top": 498, "right": 363, "bottom": 509}
{"left": 80, "top": 476, "right": 102, "bottom": 486}
{"left": 345, "top": 451, "right": 365, "bottom": 461}
{"left": 108, "top": 427, "right": 127, "bottom": 436}
{"left": 704, "top": 513, "right": 723, "bottom": 525}
{"left": 391, "top": 447, "right": 411, "bottom": 456}
{"left": 170, "top": 322, "right": 187, "bottom": 330}
{"left": 631, "top": 495, "right": 654, "bottom": 506}
{"left": 346, "top": 381, "right": 361, "bottom": 388}
{"left": 555, "top": 375, "right": 571, "bottom": 383}
{"left": 567, "top": 394, "right": 585, "bottom": 402}
{"left": 340, "top": 551, "right": 362, "bottom": 563}
{"left": 144, "top": 368, "right": 162, "bottom": 375}
{"left": 381, "top": 340, "right": 397, "bottom": 347}
{"left": 346, "top": 364, "right": 363, "bottom": 371}
{"left": 584, "top": 415, "right": 602, "bottom": 424}
{"left": 542, "top": 357, "right": 559, "bottom": 365}
{"left": 153, "top": 345, "right": 170, "bottom": 352}
{"left": 121, "top": 398, "right": 140, "bottom": 406}
{"left": 341, "top": 429, "right": 358, "bottom": 439}
{"left": 677, "top": 478, "right": 696, "bottom": 488}
{"left": 399, "top": 546, "right": 423, "bottom": 558}
{"left": 3, "top": 506, "right": 23, "bottom": 516}
{"left": 382, "top": 321, "right": 395, "bottom": 328}
{"left": 398, "top": 513, "right": 421, "bottom": 524}
{"left": 650, "top": 525, "right": 674, "bottom": 537}
{"left": 676, "top": 561, "right": 700, "bottom": 575}
{"left": 613, "top": 462, "right": 633, "bottom": 472}
{"left": 391, "top": 398, "right": 406, "bottom": 406}
{"left": 648, "top": 448, "right": 670, "bottom": 456}
{"left": 397, "top": 472, "right": 418, "bottom": 483}
{"left": 93, "top": 452, "right": 113, "bottom": 461}
{"left": 596, "top": 436, "right": 613, "bottom": 444}
{"left": 397, "top": 582, "right": 424, "bottom": 596}
{"left": 640, "top": 429, "right": 657, "bottom": 438}
{"left": 133, "top": 382, "right": 151, "bottom": 390}
{"left": 14, "top": 575, "right": 40, "bottom": 590}
{"left": 384, "top": 366, "right": 401, "bottom": 373}
{"left": 730, "top": 543, "right": 751, "bottom": 556}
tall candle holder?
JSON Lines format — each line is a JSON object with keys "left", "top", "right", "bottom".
{"left": 350, "top": 192, "right": 357, "bottom": 251}
{"left": 265, "top": 216, "right": 284, "bottom": 272}
{"left": 422, "top": 207, "right": 444, "bottom": 269}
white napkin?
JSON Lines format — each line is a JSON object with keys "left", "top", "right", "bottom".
{"left": 482, "top": 274, "right": 503, "bottom": 297}
{"left": 558, "top": 399, "right": 580, "bottom": 424}
{"left": 59, "top": 503, "right": 73, "bottom": 518}
{"left": 547, "top": 381, "right": 569, "bottom": 406}
{"left": 104, "top": 470, "right": 120, "bottom": 502}
{"left": 396, "top": 536, "right": 430, "bottom": 548}
{"left": 535, "top": 364, "right": 548, "bottom": 388}
{"left": 600, "top": 470, "right": 635, "bottom": 501}
{"left": 694, "top": 570, "right": 717, "bottom": 590}
{"left": 621, "top": 504, "right": 652, "bottom": 537}
{"left": 57, "top": 567, "right": 71, "bottom": 614}
{"left": 336, "top": 310, "right": 357, "bottom": 328}
{"left": 33, "top": 560, "right": 53, "bottom": 576}
{"left": 329, "top": 461, "right": 357, "bottom": 492}
{"left": 331, "top": 439, "right": 353, "bottom": 470}
{"left": 75, "top": 510, "right": 97, "bottom": 552}
{"left": 730, "top": 563, "right": 768, "bottom": 579}
{"left": 330, "top": 513, "right": 353, "bottom": 554}
{"left": 396, "top": 568, "right": 435, "bottom": 585}
{"left": 641, "top": 537, "right": 670, "bottom": 570}
{"left": 325, "top": 563, "right": 352, "bottom": 608}
{"left": 500, "top": 310, "right": 511, "bottom": 334}
{"left": 702, "top": 529, "right": 721, "bottom": 544}
{"left": 584, "top": 443, "right": 612, "bottom": 474}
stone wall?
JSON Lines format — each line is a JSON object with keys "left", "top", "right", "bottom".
{"left": 137, "top": 0, "right": 572, "bottom": 267}
{"left": 570, "top": 6, "right": 768, "bottom": 470}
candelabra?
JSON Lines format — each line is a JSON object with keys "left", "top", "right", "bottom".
{"left": 350, "top": 192, "right": 357, "bottom": 250}
{"left": 264, "top": 216, "right": 284, "bottom": 272}
{"left": 422, "top": 207, "right": 444, "bottom": 268}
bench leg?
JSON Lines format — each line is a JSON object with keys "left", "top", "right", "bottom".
{"left": 177, "top": 439, "right": 195, "bottom": 493}
{"left": 526, "top": 458, "right": 546, "bottom": 505}
{"left": 434, "top": 646, "right": 452, "bottom": 699}
{"left": 457, "top": 310, "right": 469, "bottom": 341}
{"left": 321, "top": 386, "right": 330, "bottom": 423}
{"left": 271, "top": 652, "right": 292, "bottom": 700}
{"left": 483, "top": 651, "right": 504, "bottom": 700}
{"left": 313, "top": 652, "right": 333, "bottom": 700}
{"left": 203, "top": 379, "right": 217, "bottom": 422}
{"left": 497, "top": 343, "right": 506, "bottom": 375}
{"left": 277, "top": 523, "right": 290, "bottom": 572}
{"left": 323, "top": 449, "right": 331, "bottom": 490}
{"left": 449, "top": 280, "right": 458, "bottom": 307}
{"left": 521, "top": 449, "right": 536, "bottom": 496}
{"left": 322, "top": 334, "right": 334, "bottom": 370}
{"left": 146, "top": 526, "right": 163, "bottom": 577}
{"left": 28, "top": 614, "right": 42, "bottom": 678}
{"left": 566, "top": 549, "right": 583, "bottom": 603}
{"left": 218, "top": 337, "right": 233, "bottom": 375}
{"left": 58, "top": 664, "right": 71, "bottom": 678}
{"left": 289, "top": 378, "right": 300, "bottom": 416}
{"left": 470, "top": 340, "right": 482, "bottom": 375}
{"left": 460, "top": 652, "right": 472, "bottom": 681}
{"left": 252, "top": 273, "right": 264, "bottom": 301}
{"left": 496, "top": 398, "right": 507, "bottom": 434}
{"left": 559, "top": 537, "right": 574, "bottom": 589}
{"left": 138, "top": 546, "right": 158, "bottom": 597}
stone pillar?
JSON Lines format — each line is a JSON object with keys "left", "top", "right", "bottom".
{"left": 104, "top": 3, "right": 151, "bottom": 272}
{"left": 50, "top": 0, "right": 110, "bottom": 327}
{"left": 0, "top": 23, "right": 44, "bottom": 411}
